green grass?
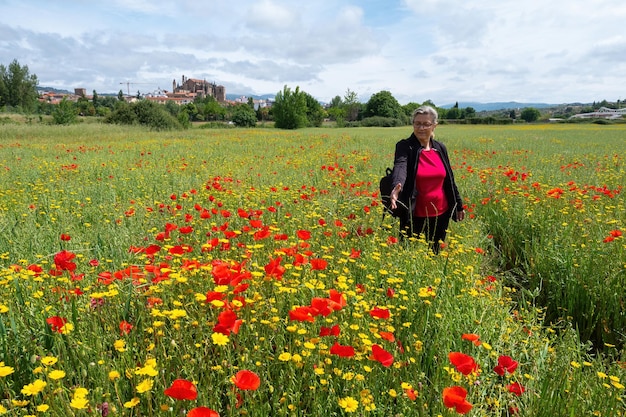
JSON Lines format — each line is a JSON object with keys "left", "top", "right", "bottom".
{"left": 0, "top": 122, "right": 624, "bottom": 416}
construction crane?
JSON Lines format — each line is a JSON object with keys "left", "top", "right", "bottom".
{"left": 119, "top": 81, "right": 155, "bottom": 96}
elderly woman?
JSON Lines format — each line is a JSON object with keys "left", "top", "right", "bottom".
{"left": 389, "top": 105, "right": 465, "bottom": 253}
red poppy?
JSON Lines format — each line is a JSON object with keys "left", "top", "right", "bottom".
{"left": 371, "top": 344, "right": 394, "bottom": 367}
{"left": 442, "top": 386, "right": 472, "bottom": 414}
{"left": 187, "top": 407, "right": 219, "bottom": 417}
{"left": 264, "top": 257, "right": 285, "bottom": 280}
{"left": 60, "top": 233, "right": 71, "bottom": 241}
{"left": 310, "top": 298, "right": 332, "bottom": 317}
{"left": 46, "top": 316, "right": 67, "bottom": 333}
{"left": 405, "top": 388, "right": 417, "bottom": 401}
{"left": 164, "top": 379, "right": 198, "bottom": 400}
{"left": 379, "top": 331, "right": 395, "bottom": 342}
{"left": 369, "top": 307, "right": 390, "bottom": 319}
{"left": 53, "top": 250, "right": 77, "bottom": 272}
{"left": 233, "top": 370, "right": 260, "bottom": 391}
{"left": 329, "top": 342, "right": 355, "bottom": 358}
{"left": 328, "top": 289, "right": 346, "bottom": 309}
{"left": 448, "top": 352, "right": 479, "bottom": 375}
{"left": 296, "top": 229, "right": 311, "bottom": 240}
{"left": 119, "top": 320, "right": 133, "bottom": 335}
{"left": 507, "top": 382, "right": 525, "bottom": 396}
{"left": 310, "top": 258, "right": 328, "bottom": 271}
{"left": 494, "top": 355, "right": 518, "bottom": 376}
{"left": 461, "top": 333, "right": 481, "bottom": 346}
{"left": 386, "top": 288, "right": 395, "bottom": 298}
{"left": 288, "top": 306, "right": 315, "bottom": 322}
{"left": 319, "top": 325, "right": 341, "bottom": 337}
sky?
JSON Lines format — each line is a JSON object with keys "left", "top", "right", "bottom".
{"left": 1, "top": 0, "right": 625, "bottom": 105}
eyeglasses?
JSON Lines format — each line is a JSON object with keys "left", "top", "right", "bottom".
{"left": 413, "top": 122, "right": 435, "bottom": 129}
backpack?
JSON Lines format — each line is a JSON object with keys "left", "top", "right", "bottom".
{"left": 379, "top": 167, "right": 399, "bottom": 218}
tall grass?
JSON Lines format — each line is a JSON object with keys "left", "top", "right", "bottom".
{"left": 0, "top": 123, "right": 624, "bottom": 416}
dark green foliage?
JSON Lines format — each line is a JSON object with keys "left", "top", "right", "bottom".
{"left": 105, "top": 100, "right": 182, "bottom": 130}
{"left": 360, "top": 116, "right": 404, "bottom": 127}
{"left": 51, "top": 97, "right": 77, "bottom": 125}
{"left": 520, "top": 107, "right": 541, "bottom": 122}
{"left": 302, "top": 92, "right": 324, "bottom": 127}
{"left": 0, "top": 59, "right": 39, "bottom": 112}
{"left": 272, "top": 85, "right": 308, "bottom": 129}
{"left": 365, "top": 90, "right": 406, "bottom": 122}
{"left": 231, "top": 103, "right": 257, "bottom": 127}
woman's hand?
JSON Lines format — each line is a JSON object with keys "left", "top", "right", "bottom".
{"left": 456, "top": 209, "right": 465, "bottom": 221}
{"left": 390, "top": 183, "right": 402, "bottom": 209}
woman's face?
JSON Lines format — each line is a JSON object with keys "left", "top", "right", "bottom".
{"left": 413, "top": 113, "right": 437, "bottom": 141}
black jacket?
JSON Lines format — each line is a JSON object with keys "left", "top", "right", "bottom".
{"left": 391, "top": 133, "right": 464, "bottom": 221}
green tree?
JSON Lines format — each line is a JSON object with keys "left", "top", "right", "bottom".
{"left": 0, "top": 59, "right": 39, "bottom": 111}
{"left": 118, "top": 90, "right": 124, "bottom": 101}
{"left": 52, "top": 97, "right": 77, "bottom": 124}
{"left": 520, "top": 107, "right": 541, "bottom": 122}
{"left": 365, "top": 90, "right": 404, "bottom": 120}
{"left": 302, "top": 92, "right": 324, "bottom": 127}
{"left": 463, "top": 107, "right": 476, "bottom": 119}
{"left": 231, "top": 103, "right": 257, "bottom": 127}
{"left": 272, "top": 85, "right": 308, "bottom": 129}
{"left": 343, "top": 89, "right": 361, "bottom": 122}
{"left": 402, "top": 102, "right": 421, "bottom": 118}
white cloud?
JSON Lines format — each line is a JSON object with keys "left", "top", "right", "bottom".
{"left": 0, "top": 0, "right": 624, "bottom": 104}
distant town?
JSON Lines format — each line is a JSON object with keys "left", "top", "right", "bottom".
{"left": 38, "top": 75, "right": 275, "bottom": 110}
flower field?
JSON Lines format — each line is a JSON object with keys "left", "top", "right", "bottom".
{"left": 0, "top": 123, "right": 624, "bottom": 416}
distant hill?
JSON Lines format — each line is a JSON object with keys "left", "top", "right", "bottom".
{"left": 440, "top": 101, "right": 560, "bottom": 112}
{"left": 226, "top": 93, "right": 275, "bottom": 101}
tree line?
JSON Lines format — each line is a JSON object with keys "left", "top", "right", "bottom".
{"left": 3, "top": 58, "right": 619, "bottom": 129}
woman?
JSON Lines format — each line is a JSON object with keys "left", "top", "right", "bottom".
{"left": 389, "top": 105, "right": 465, "bottom": 253}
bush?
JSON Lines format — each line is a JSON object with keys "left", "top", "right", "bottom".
{"left": 105, "top": 101, "right": 181, "bottom": 131}
{"left": 360, "top": 116, "right": 404, "bottom": 127}
{"left": 231, "top": 104, "right": 258, "bottom": 127}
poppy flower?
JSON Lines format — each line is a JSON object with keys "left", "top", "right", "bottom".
{"left": 442, "top": 386, "right": 472, "bottom": 414}
{"left": 329, "top": 342, "right": 355, "bottom": 358}
{"left": 60, "top": 233, "right": 71, "bottom": 241}
{"left": 233, "top": 370, "right": 260, "bottom": 391}
{"left": 164, "top": 379, "right": 198, "bottom": 400}
{"left": 494, "top": 355, "right": 518, "bottom": 376}
{"left": 507, "top": 382, "right": 525, "bottom": 396}
{"left": 319, "top": 324, "right": 341, "bottom": 337}
{"left": 405, "top": 388, "right": 418, "bottom": 400}
{"left": 46, "top": 316, "right": 67, "bottom": 333}
{"left": 310, "top": 258, "right": 328, "bottom": 271}
{"left": 448, "top": 352, "right": 479, "bottom": 375}
{"left": 289, "top": 306, "right": 315, "bottom": 323}
{"left": 328, "top": 289, "right": 346, "bottom": 309}
{"left": 119, "top": 320, "right": 133, "bottom": 335}
{"left": 371, "top": 344, "right": 394, "bottom": 367}
{"left": 296, "top": 229, "right": 311, "bottom": 240}
{"left": 53, "top": 250, "right": 77, "bottom": 272}
{"left": 379, "top": 331, "right": 395, "bottom": 342}
{"left": 461, "top": 333, "right": 481, "bottom": 346}
{"left": 369, "top": 307, "right": 390, "bottom": 319}
{"left": 187, "top": 407, "right": 219, "bottom": 417}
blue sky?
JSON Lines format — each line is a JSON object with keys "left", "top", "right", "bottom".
{"left": 1, "top": 0, "right": 624, "bottom": 105}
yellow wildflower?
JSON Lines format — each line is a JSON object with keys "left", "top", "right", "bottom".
{"left": 211, "top": 332, "right": 229, "bottom": 346}
{"left": 338, "top": 396, "right": 359, "bottom": 413}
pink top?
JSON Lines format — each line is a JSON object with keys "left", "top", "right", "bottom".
{"left": 414, "top": 149, "right": 449, "bottom": 217}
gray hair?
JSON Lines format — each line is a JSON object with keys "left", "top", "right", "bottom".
{"left": 412, "top": 105, "right": 438, "bottom": 124}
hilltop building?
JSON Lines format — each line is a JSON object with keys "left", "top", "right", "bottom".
{"left": 172, "top": 75, "right": 225, "bottom": 102}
